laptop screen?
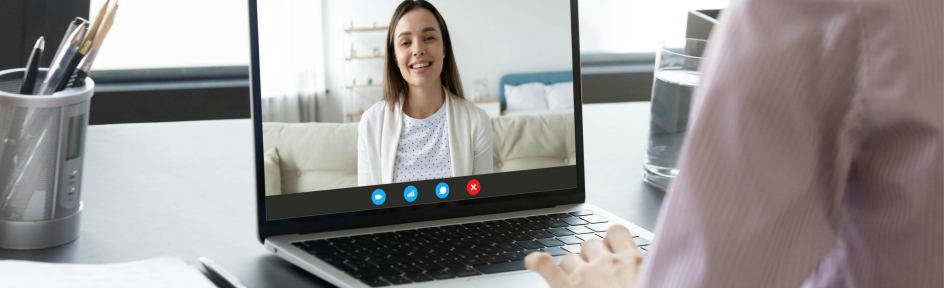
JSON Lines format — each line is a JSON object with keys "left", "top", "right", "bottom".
{"left": 255, "top": 0, "right": 578, "bottom": 220}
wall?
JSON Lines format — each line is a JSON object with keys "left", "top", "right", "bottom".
{"left": 257, "top": 0, "right": 325, "bottom": 101}
{"left": 0, "top": 0, "right": 90, "bottom": 70}
{"left": 321, "top": 0, "right": 573, "bottom": 123}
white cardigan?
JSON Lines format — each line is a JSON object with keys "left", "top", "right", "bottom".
{"left": 357, "top": 88, "right": 493, "bottom": 186}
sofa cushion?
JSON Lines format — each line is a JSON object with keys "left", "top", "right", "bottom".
{"left": 262, "top": 122, "right": 358, "bottom": 194}
{"left": 261, "top": 112, "right": 575, "bottom": 194}
{"left": 263, "top": 147, "right": 282, "bottom": 196}
{"left": 491, "top": 112, "right": 576, "bottom": 172}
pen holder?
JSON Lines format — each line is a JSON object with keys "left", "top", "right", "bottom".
{"left": 0, "top": 68, "right": 93, "bottom": 250}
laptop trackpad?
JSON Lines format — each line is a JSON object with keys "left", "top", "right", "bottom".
{"left": 467, "top": 271, "right": 549, "bottom": 288}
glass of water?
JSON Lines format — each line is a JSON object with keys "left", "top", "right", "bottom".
{"left": 644, "top": 38, "right": 708, "bottom": 191}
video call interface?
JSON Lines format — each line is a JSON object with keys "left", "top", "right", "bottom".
{"left": 258, "top": 0, "right": 578, "bottom": 220}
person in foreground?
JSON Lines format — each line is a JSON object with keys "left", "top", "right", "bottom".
{"left": 357, "top": 0, "right": 493, "bottom": 186}
{"left": 527, "top": 0, "right": 943, "bottom": 286}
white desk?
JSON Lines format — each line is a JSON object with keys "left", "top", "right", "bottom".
{"left": 0, "top": 102, "right": 664, "bottom": 288}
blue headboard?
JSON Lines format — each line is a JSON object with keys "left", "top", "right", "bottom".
{"left": 498, "top": 70, "right": 574, "bottom": 111}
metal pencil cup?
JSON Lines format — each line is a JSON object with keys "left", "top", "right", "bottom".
{"left": 0, "top": 68, "right": 93, "bottom": 250}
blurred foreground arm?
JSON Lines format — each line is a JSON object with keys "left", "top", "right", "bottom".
{"left": 639, "top": 0, "right": 867, "bottom": 286}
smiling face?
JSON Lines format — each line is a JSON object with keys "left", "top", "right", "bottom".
{"left": 393, "top": 9, "right": 445, "bottom": 89}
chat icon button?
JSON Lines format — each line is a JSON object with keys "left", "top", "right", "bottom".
{"left": 436, "top": 182, "right": 449, "bottom": 199}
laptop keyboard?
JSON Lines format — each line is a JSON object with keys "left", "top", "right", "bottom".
{"left": 291, "top": 210, "right": 650, "bottom": 287}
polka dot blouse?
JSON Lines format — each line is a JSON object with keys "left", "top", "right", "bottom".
{"left": 393, "top": 103, "right": 453, "bottom": 183}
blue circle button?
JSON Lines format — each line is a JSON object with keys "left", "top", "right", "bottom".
{"left": 371, "top": 189, "right": 386, "bottom": 205}
{"left": 403, "top": 186, "right": 418, "bottom": 202}
{"left": 435, "top": 182, "right": 450, "bottom": 199}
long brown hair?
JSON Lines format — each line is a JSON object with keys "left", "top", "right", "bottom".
{"left": 383, "top": 0, "right": 464, "bottom": 109}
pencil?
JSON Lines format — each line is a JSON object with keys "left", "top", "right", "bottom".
{"left": 70, "top": 0, "right": 119, "bottom": 88}
{"left": 91, "top": 0, "right": 119, "bottom": 58}
{"left": 80, "top": 0, "right": 110, "bottom": 55}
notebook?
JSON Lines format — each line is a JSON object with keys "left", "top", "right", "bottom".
{"left": 0, "top": 256, "right": 216, "bottom": 288}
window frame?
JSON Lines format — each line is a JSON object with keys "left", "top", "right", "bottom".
{"left": 87, "top": 66, "right": 251, "bottom": 125}
{"left": 2, "top": 1, "right": 670, "bottom": 125}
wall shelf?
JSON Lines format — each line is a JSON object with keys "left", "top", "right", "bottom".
{"left": 345, "top": 84, "right": 383, "bottom": 89}
{"left": 343, "top": 23, "right": 387, "bottom": 123}
{"left": 345, "top": 26, "right": 388, "bottom": 33}
{"left": 345, "top": 55, "right": 384, "bottom": 61}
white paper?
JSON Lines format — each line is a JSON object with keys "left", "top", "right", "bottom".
{"left": 0, "top": 256, "right": 217, "bottom": 288}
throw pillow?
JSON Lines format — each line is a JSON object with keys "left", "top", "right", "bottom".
{"left": 263, "top": 147, "right": 282, "bottom": 196}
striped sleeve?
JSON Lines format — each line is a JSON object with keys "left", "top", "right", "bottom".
{"left": 637, "top": 0, "right": 866, "bottom": 287}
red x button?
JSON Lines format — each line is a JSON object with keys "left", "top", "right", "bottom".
{"left": 466, "top": 179, "right": 480, "bottom": 195}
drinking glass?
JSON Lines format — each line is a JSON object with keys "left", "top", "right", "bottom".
{"left": 644, "top": 39, "right": 708, "bottom": 191}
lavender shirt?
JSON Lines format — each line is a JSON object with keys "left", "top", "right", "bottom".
{"left": 638, "top": 0, "right": 942, "bottom": 287}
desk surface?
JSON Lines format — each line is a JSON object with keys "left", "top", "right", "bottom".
{"left": 0, "top": 102, "right": 664, "bottom": 288}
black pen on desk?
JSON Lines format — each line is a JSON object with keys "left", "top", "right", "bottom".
{"left": 200, "top": 257, "right": 248, "bottom": 288}
{"left": 69, "top": 0, "right": 119, "bottom": 89}
{"left": 38, "top": 20, "right": 87, "bottom": 95}
{"left": 18, "top": 37, "right": 45, "bottom": 95}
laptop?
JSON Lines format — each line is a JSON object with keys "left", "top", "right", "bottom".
{"left": 248, "top": 0, "right": 654, "bottom": 287}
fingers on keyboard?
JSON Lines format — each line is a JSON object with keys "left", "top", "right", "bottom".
{"left": 294, "top": 210, "right": 650, "bottom": 286}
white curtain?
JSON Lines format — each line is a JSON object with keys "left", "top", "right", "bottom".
{"left": 258, "top": 0, "right": 325, "bottom": 123}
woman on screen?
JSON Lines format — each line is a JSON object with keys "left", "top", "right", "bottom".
{"left": 357, "top": 0, "right": 493, "bottom": 186}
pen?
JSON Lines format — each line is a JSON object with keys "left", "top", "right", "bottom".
{"left": 53, "top": 18, "right": 86, "bottom": 63}
{"left": 54, "top": 44, "right": 86, "bottom": 92}
{"left": 0, "top": 37, "right": 45, "bottom": 207}
{"left": 199, "top": 257, "right": 248, "bottom": 288}
{"left": 18, "top": 37, "right": 45, "bottom": 95}
{"left": 38, "top": 20, "right": 88, "bottom": 95}
{"left": 54, "top": 2, "right": 111, "bottom": 93}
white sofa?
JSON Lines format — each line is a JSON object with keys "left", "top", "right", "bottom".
{"left": 262, "top": 112, "right": 576, "bottom": 195}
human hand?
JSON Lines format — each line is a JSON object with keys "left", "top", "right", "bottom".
{"left": 524, "top": 225, "right": 644, "bottom": 288}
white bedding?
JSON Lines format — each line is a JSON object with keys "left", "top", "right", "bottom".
{"left": 503, "top": 81, "right": 575, "bottom": 116}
